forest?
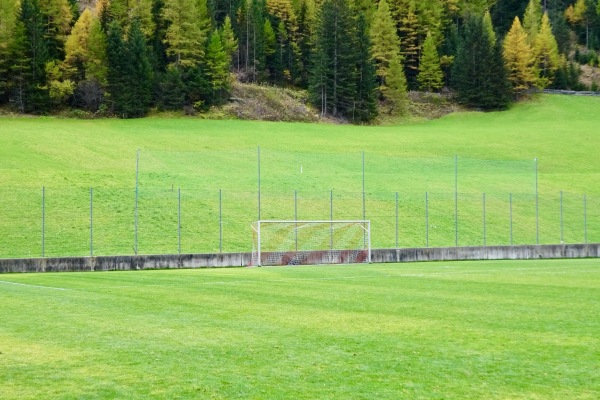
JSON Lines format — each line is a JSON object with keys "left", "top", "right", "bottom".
{"left": 0, "top": 0, "right": 599, "bottom": 121}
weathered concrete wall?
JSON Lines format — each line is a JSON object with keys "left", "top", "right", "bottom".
{"left": 0, "top": 244, "right": 598, "bottom": 273}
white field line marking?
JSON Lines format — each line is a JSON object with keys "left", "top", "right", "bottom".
{"left": 0, "top": 280, "right": 70, "bottom": 291}
{"left": 94, "top": 267, "right": 599, "bottom": 289}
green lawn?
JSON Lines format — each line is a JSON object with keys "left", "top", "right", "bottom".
{"left": 0, "top": 259, "right": 598, "bottom": 399}
{"left": 1, "top": 94, "right": 600, "bottom": 257}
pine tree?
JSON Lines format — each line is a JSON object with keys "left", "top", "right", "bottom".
{"left": 0, "top": 0, "right": 18, "bottom": 102}
{"left": 533, "top": 12, "right": 561, "bottom": 88}
{"left": 220, "top": 15, "right": 238, "bottom": 67}
{"left": 353, "top": 13, "right": 377, "bottom": 122}
{"left": 451, "top": 14, "right": 511, "bottom": 110}
{"left": 370, "top": 0, "right": 401, "bottom": 95}
{"left": 399, "top": 6, "right": 420, "bottom": 89}
{"left": 384, "top": 52, "right": 408, "bottom": 115}
{"left": 124, "top": 18, "right": 153, "bottom": 116}
{"left": 205, "top": 29, "right": 230, "bottom": 103}
{"left": 417, "top": 31, "right": 443, "bottom": 92}
{"left": 19, "top": 0, "right": 51, "bottom": 112}
{"left": 39, "top": 0, "right": 73, "bottom": 60}
{"left": 309, "top": 0, "right": 357, "bottom": 118}
{"left": 163, "top": 0, "right": 211, "bottom": 67}
{"left": 522, "top": 0, "right": 542, "bottom": 43}
{"left": 296, "top": 0, "right": 316, "bottom": 87}
{"left": 503, "top": 16, "right": 538, "bottom": 94}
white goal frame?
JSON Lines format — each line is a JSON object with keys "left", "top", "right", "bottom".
{"left": 251, "top": 220, "right": 371, "bottom": 266}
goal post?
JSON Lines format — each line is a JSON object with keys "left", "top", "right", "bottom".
{"left": 251, "top": 220, "right": 371, "bottom": 266}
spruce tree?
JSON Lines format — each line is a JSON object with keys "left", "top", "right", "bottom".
{"left": 19, "top": 0, "right": 51, "bottom": 112}
{"left": 125, "top": 18, "right": 153, "bottom": 117}
{"left": 451, "top": 14, "right": 511, "bottom": 110}
{"left": 417, "top": 31, "right": 443, "bottom": 92}
{"left": 353, "top": 13, "right": 377, "bottom": 122}
{"left": 399, "top": 7, "right": 420, "bottom": 90}
{"left": 384, "top": 52, "right": 408, "bottom": 115}
{"left": 309, "top": 0, "right": 357, "bottom": 119}
{"left": 0, "top": 0, "right": 18, "bottom": 103}
{"left": 205, "top": 29, "right": 230, "bottom": 103}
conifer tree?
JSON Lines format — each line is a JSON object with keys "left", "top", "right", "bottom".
{"left": 18, "top": 0, "right": 51, "bottom": 112}
{"left": 220, "top": 15, "right": 238, "bottom": 67}
{"left": 309, "top": 0, "right": 357, "bottom": 118}
{"left": 482, "top": 10, "right": 496, "bottom": 45}
{"left": 296, "top": 0, "right": 315, "bottom": 87}
{"left": 64, "top": 8, "right": 94, "bottom": 81}
{"left": 39, "top": 0, "right": 73, "bottom": 60}
{"left": 452, "top": 14, "right": 511, "bottom": 110}
{"left": 353, "top": 13, "right": 377, "bottom": 122}
{"left": 0, "top": 0, "right": 18, "bottom": 102}
{"left": 384, "top": 52, "right": 408, "bottom": 115}
{"left": 522, "top": 0, "right": 542, "bottom": 43}
{"left": 399, "top": 6, "right": 420, "bottom": 89}
{"left": 503, "top": 16, "right": 538, "bottom": 94}
{"left": 163, "top": 0, "right": 211, "bottom": 67}
{"left": 205, "top": 29, "right": 229, "bottom": 103}
{"left": 533, "top": 12, "right": 561, "bottom": 88}
{"left": 417, "top": 31, "right": 443, "bottom": 92}
{"left": 370, "top": 0, "right": 400, "bottom": 96}
{"left": 8, "top": 19, "right": 31, "bottom": 112}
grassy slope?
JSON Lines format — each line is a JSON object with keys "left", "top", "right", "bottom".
{"left": 0, "top": 260, "right": 598, "bottom": 399}
{"left": 1, "top": 94, "right": 599, "bottom": 256}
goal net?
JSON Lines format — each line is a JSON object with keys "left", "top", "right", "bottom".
{"left": 251, "top": 220, "right": 371, "bottom": 266}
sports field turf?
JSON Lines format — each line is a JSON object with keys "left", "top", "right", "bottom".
{"left": 1, "top": 94, "right": 600, "bottom": 257}
{"left": 0, "top": 259, "right": 598, "bottom": 399}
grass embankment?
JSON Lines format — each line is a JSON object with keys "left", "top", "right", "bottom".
{"left": 0, "top": 260, "right": 598, "bottom": 399}
{"left": 1, "top": 94, "right": 599, "bottom": 257}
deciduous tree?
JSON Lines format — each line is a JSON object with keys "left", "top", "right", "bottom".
{"left": 503, "top": 16, "right": 537, "bottom": 93}
{"left": 417, "top": 31, "right": 443, "bottom": 91}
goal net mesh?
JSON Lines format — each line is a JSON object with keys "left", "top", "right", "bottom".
{"left": 252, "top": 220, "right": 370, "bottom": 266}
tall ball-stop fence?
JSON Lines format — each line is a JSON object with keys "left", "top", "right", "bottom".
{"left": 0, "top": 148, "right": 598, "bottom": 258}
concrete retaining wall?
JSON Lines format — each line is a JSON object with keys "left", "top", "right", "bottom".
{"left": 0, "top": 243, "right": 598, "bottom": 273}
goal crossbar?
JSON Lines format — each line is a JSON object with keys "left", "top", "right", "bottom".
{"left": 252, "top": 220, "right": 371, "bottom": 266}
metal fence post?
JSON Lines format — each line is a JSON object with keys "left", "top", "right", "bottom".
{"left": 584, "top": 194, "right": 587, "bottom": 243}
{"left": 395, "top": 192, "right": 399, "bottom": 249}
{"left": 135, "top": 149, "right": 139, "bottom": 255}
{"left": 42, "top": 186, "right": 45, "bottom": 257}
{"left": 257, "top": 146, "right": 261, "bottom": 221}
{"left": 219, "top": 189, "right": 223, "bottom": 253}
{"left": 535, "top": 157, "right": 539, "bottom": 244}
{"left": 483, "top": 193, "right": 486, "bottom": 247}
{"left": 178, "top": 188, "right": 181, "bottom": 254}
{"left": 454, "top": 155, "right": 458, "bottom": 247}
{"left": 330, "top": 189, "right": 333, "bottom": 250}
{"left": 425, "top": 191, "right": 429, "bottom": 248}
{"left": 362, "top": 151, "right": 366, "bottom": 220}
{"left": 560, "top": 191, "right": 563, "bottom": 243}
{"left": 294, "top": 190, "right": 298, "bottom": 252}
{"left": 90, "top": 187, "right": 93, "bottom": 257}
{"left": 509, "top": 192, "right": 513, "bottom": 245}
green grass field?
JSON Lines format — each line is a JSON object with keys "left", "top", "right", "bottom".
{"left": 1, "top": 94, "right": 600, "bottom": 257}
{"left": 0, "top": 260, "right": 598, "bottom": 399}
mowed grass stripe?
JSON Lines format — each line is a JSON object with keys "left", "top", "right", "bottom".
{"left": 1, "top": 259, "right": 598, "bottom": 399}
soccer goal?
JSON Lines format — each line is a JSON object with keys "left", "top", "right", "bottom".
{"left": 251, "top": 220, "right": 371, "bottom": 266}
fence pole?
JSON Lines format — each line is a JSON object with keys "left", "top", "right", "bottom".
{"left": 395, "top": 192, "right": 399, "bottom": 249}
{"left": 584, "top": 194, "right": 587, "bottom": 243}
{"left": 258, "top": 146, "right": 261, "bottom": 221}
{"left": 362, "top": 151, "right": 366, "bottom": 220}
{"left": 483, "top": 193, "right": 486, "bottom": 247}
{"left": 294, "top": 190, "right": 298, "bottom": 252}
{"left": 219, "top": 189, "right": 223, "bottom": 253}
{"left": 90, "top": 187, "right": 93, "bottom": 257}
{"left": 178, "top": 188, "right": 181, "bottom": 254}
{"left": 135, "top": 149, "right": 139, "bottom": 255}
{"left": 535, "top": 157, "right": 539, "bottom": 245}
{"left": 454, "top": 154, "right": 458, "bottom": 247}
{"left": 330, "top": 189, "right": 333, "bottom": 250}
{"left": 560, "top": 191, "right": 563, "bottom": 243}
{"left": 42, "top": 186, "right": 45, "bottom": 257}
{"left": 425, "top": 191, "right": 429, "bottom": 248}
{"left": 509, "top": 193, "right": 513, "bottom": 246}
